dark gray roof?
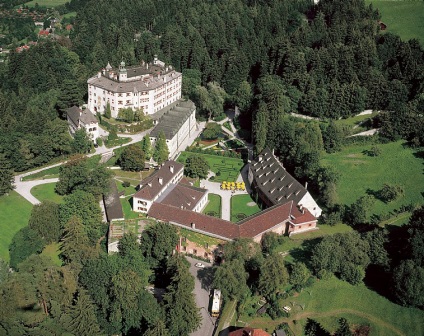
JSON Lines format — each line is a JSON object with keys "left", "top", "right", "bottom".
{"left": 66, "top": 106, "right": 81, "bottom": 126}
{"left": 79, "top": 109, "right": 98, "bottom": 124}
{"left": 150, "top": 99, "right": 196, "bottom": 139}
{"left": 250, "top": 148, "right": 307, "bottom": 206}
{"left": 103, "top": 181, "right": 124, "bottom": 222}
{"left": 159, "top": 183, "right": 207, "bottom": 211}
{"left": 87, "top": 62, "right": 181, "bottom": 93}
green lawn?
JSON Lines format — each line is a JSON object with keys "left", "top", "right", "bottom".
{"left": 180, "top": 228, "right": 224, "bottom": 248}
{"left": 333, "top": 111, "right": 379, "bottom": 134}
{"left": 321, "top": 141, "right": 424, "bottom": 217}
{"left": 202, "top": 193, "right": 221, "bottom": 218}
{"left": 0, "top": 192, "right": 33, "bottom": 261}
{"left": 24, "top": 0, "right": 69, "bottom": 7}
{"left": 177, "top": 151, "right": 244, "bottom": 182}
{"left": 230, "top": 194, "right": 261, "bottom": 222}
{"left": 366, "top": 0, "right": 424, "bottom": 45}
{"left": 121, "top": 197, "right": 139, "bottom": 219}
{"left": 243, "top": 276, "right": 424, "bottom": 336}
{"left": 30, "top": 183, "right": 64, "bottom": 204}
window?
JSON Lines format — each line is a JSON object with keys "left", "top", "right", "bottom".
{"left": 118, "top": 101, "right": 123, "bottom": 105}
{"left": 193, "top": 249, "right": 197, "bottom": 255}
{"left": 126, "top": 93, "right": 131, "bottom": 97}
{"left": 118, "top": 93, "right": 123, "bottom": 97}
{"left": 126, "top": 100, "right": 131, "bottom": 104}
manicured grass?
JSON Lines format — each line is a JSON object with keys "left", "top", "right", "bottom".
{"left": 121, "top": 197, "right": 139, "bottom": 219}
{"left": 105, "top": 137, "right": 131, "bottom": 148}
{"left": 31, "top": 183, "right": 64, "bottom": 204}
{"left": 24, "top": 0, "right": 69, "bottom": 7}
{"left": 40, "top": 242, "right": 62, "bottom": 267}
{"left": 321, "top": 141, "right": 424, "bottom": 217}
{"left": 202, "top": 193, "right": 222, "bottom": 218}
{"left": 0, "top": 191, "right": 33, "bottom": 261}
{"left": 332, "top": 111, "right": 379, "bottom": 134}
{"left": 366, "top": 0, "right": 424, "bottom": 45}
{"left": 177, "top": 151, "right": 244, "bottom": 182}
{"left": 243, "top": 276, "right": 424, "bottom": 336}
{"left": 22, "top": 165, "right": 60, "bottom": 181}
{"left": 115, "top": 180, "right": 137, "bottom": 197}
{"left": 230, "top": 194, "right": 261, "bottom": 222}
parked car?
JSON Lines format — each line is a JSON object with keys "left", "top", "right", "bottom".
{"left": 195, "top": 262, "right": 205, "bottom": 268}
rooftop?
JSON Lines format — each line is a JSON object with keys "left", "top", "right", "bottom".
{"left": 149, "top": 99, "right": 196, "bottom": 139}
{"left": 133, "top": 161, "right": 184, "bottom": 201}
{"left": 250, "top": 148, "right": 307, "bottom": 206}
{"left": 66, "top": 106, "right": 97, "bottom": 126}
{"left": 103, "top": 181, "right": 124, "bottom": 222}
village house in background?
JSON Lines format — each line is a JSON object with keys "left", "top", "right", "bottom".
{"left": 249, "top": 148, "right": 322, "bottom": 218}
{"left": 65, "top": 106, "right": 99, "bottom": 141}
{"left": 87, "top": 56, "right": 182, "bottom": 118}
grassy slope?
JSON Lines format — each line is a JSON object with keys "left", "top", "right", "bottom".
{"left": 0, "top": 192, "right": 33, "bottom": 261}
{"left": 366, "top": 0, "right": 424, "bottom": 45}
{"left": 24, "top": 0, "right": 69, "bottom": 7}
{"left": 321, "top": 141, "right": 424, "bottom": 216}
{"left": 30, "top": 182, "right": 64, "bottom": 204}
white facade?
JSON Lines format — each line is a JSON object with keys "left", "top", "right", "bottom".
{"left": 298, "top": 193, "right": 322, "bottom": 218}
{"left": 87, "top": 58, "right": 182, "bottom": 118}
{"left": 66, "top": 107, "right": 99, "bottom": 141}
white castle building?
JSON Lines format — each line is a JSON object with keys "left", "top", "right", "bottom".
{"left": 87, "top": 56, "right": 182, "bottom": 118}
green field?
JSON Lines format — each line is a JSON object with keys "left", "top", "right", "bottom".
{"left": 202, "top": 193, "right": 221, "bottom": 218}
{"left": 230, "top": 194, "right": 261, "bottom": 222}
{"left": 24, "top": 0, "right": 69, "bottom": 7}
{"left": 177, "top": 151, "right": 244, "bottom": 182}
{"left": 321, "top": 140, "right": 424, "bottom": 216}
{"left": 242, "top": 276, "right": 424, "bottom": 335}
{"left": 367, "top": 0, "right": 424, "bottom": 45}
{"left": 30, "top": 183, "right": 64, "bottom": 204}
{"left": 0, "top": 192, "right": 33, "bottom": 261}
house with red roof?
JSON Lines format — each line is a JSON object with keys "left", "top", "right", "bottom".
{"left": 38, "top": 30, "right": 50, "bottom": 37}
{"left": 228, "top": 327, "right": 271, "bottom": 336}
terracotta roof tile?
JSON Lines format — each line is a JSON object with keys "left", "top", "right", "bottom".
{"left": 229, "top": 328, "right": 271, "bottom": 336}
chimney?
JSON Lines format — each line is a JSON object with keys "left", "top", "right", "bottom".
{"left": 97, "top": 72, "right": 101, "bottom": 78}
{"left": 158, "top": 177, "right": 163, "bottom": 185}
{"left": 148, "top": 182, "right": 152, "bottom": 187}
{"left": 191, "top": 223, "right": 195, "bottom": 229}
{"left": 305, "top": 182, "right": 308, "bottom": 190}
{"left": 146, "top": 63, "right": 149, "bottom": 70}
{"left": 102, "top": 68, "right": 106, "bottom": 75}
{"left": 169, "top": 165, "right": 174, "bottom": 173}
{"left": 258, "top": 155, "right": 263, "bottom": 162}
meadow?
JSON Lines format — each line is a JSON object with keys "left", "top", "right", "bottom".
{"left": 24, "top": 0, "right": 69, "bottom": 8}
{"left": 366, "top": 0, "right": 424, "bottom": 45}
{"left": 0, "top": 192, "right": 33, "bottom": 261}
{"left": 240, "top": 276, "right": 424, "bottom": 335}
{"left": 321, "top": 140, "right": 424, "bottom": 217}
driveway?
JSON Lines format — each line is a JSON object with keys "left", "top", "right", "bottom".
{"left": 187, "top": 257, "right": 217, "bottom": 336}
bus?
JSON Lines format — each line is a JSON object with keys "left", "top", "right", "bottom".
{"left": 211, "top": 289, "right": 222, "bottom": 317}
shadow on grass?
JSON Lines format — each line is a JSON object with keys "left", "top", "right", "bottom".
{"left": 289, "top": 238, "right": 322, "bottom": 267}
{"left": 197, "top": 267, "right": 215, "bottom": 291}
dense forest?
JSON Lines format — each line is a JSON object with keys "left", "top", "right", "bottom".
{"left": 0, "top": 0, "right": 423, "bottom": 334}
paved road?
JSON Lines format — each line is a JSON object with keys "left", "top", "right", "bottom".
{"left": 187, "top": 257, "right": 216, "bottom": 336}
{"left": 13, "top": 128, "right": 152, "bottom": 205}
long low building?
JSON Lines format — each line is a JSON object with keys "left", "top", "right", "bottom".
{"left": 149, "top": 99, "right": 197, "bottom": 159}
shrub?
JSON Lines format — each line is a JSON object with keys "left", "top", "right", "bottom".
{"left": 379, "top": 183, "right": 404, "bottom": 203}
{"left": 122, "top": 181, "right": 130, "bottom": 188}
{"left": 96, "top": 137, "right": 103, "bottom": 146}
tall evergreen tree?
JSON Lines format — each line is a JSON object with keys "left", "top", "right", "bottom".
{"left": 153, "top": 131, "right": 169, "bottom": 165}
{"left": 142, "top": 134, "right": 152, "bottom": 160}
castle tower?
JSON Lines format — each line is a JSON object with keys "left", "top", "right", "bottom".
{"left": 118, "top": 60, "right": 127, "bottom": 82}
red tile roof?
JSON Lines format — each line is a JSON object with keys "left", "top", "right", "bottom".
{"left": 38, "top": 30, "right": 49, "bottom": 36}
{"left": 134, "top": 161, "right": 184, "bottom": 201}
{"left": 290, "top": 206, "right": 316, "bottom": 224}
{"left": 229, "top": 328, "right": 271, "bottom": 336}
{"left": 148, "top": 200, "right": 316, "bottom": 241}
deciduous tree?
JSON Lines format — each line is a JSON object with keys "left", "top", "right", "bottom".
{"left": 28, "top": 201, "right": 61, "bottom": 243}
{"left": 118, "top": 144, "right": 145, "bottom": 171}
{"left": 184, "top": 155, "right": 210, "bottom": 179}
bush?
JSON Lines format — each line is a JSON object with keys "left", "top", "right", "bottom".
{"left": 379, "top": 183, "right": 404, "bottom": 203}
{"left": 317, "top": 269, "right": 332, "bottom": 280}
{"left": 122, "top": 181, "right": 130, "bottom": 188}
{"left": 96, "top": 137, "right": 103, "bottom": 146}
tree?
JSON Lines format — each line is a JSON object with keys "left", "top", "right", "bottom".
{"left": 213, "top": 259, "right": 249, "bottom": 300}
{"left": 339, "top": 262, "right": 365, "bottom": 285}
{"left": 261, "top": 232, "right": 281, "bottom": 255}
{"left": 140, "top": 222, "right": 179, "bottom": 269}
{"left": 28, "top": 201, "right": 61, "bottom": 243}
{"left": 163, "top": 254, "right": 201, "bottom": 336}
{"left": 142, "top": 134, "right": 152, "bottom": 160}
{"left": 153, "top": 131, "right": 169, "bottom": 165}
{"left": 118, "top": 144, "right": 145, "bottom": 171}
{"left": 117, "top": 107, "right": 135, "bottom": 123}
{"left": 0, "top": 154, "right": 14, "bottom": 196}
{"left": 290, "top": 262, "right": 311, "bottom": 290}
{"left": 335, "top": 318, "right": 352, "bottom": 336}
{"left": 60, "top": 190, "right": 105, "bottom": 244}
{"left": 304, "top": 318, "right": 331, "bottom": 336}
{"left": 346, "top": 195, "right": 375, "bottom": 226}
{"left": 9, "top": 226, "right": 45, "bottom": 270}
{"left": 72, "top": 128, "right": 93, "bottom": 154}
{"left": 258, "top": 253, "right": 289, "bottom": 298}
{"left": 392, "top": 260, "right": 424, "bottom": 308}
{"left": 202, "top": 122, "right": 221, "bottom": 140}
{"left": 233, "top": 80, "right": 253, "bottom": 113}
{"left": 145, "top": 320, "right": 170, "bottom": 336}
{"left": 104, "top": 101, "right": 112, "bottom": 119}
{"left": 379, "top": 183, "right": 404, "bottom": 203}
{"left": 184, "top": 155, "right": 210, "bottom": 179}
{"left": 65, "top": 288, "right": 103, "bottom": 336}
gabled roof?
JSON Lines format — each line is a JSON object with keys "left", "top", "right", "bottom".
{"left": 160, "top": 184, "right": 207, "bottom": 211}
{"left": 250, "top": 148, "right": 307, "bottom": 206}
{"left": 134, "top": 161, "right": 184, "bottom": 201}
{"left": 79, "top": 108, "right": 98, "bottom": 124}
{"left": 148, "top": 200, "right": 316, "bottom": 241}
{"left": 66, "top": 106, "right": 97, "bottom": 126}
{"left": 66, "top": 106, "right": 81, "bottom": 126}
{"left": 103, "top": 181, "right": 124, "bottom": 222}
